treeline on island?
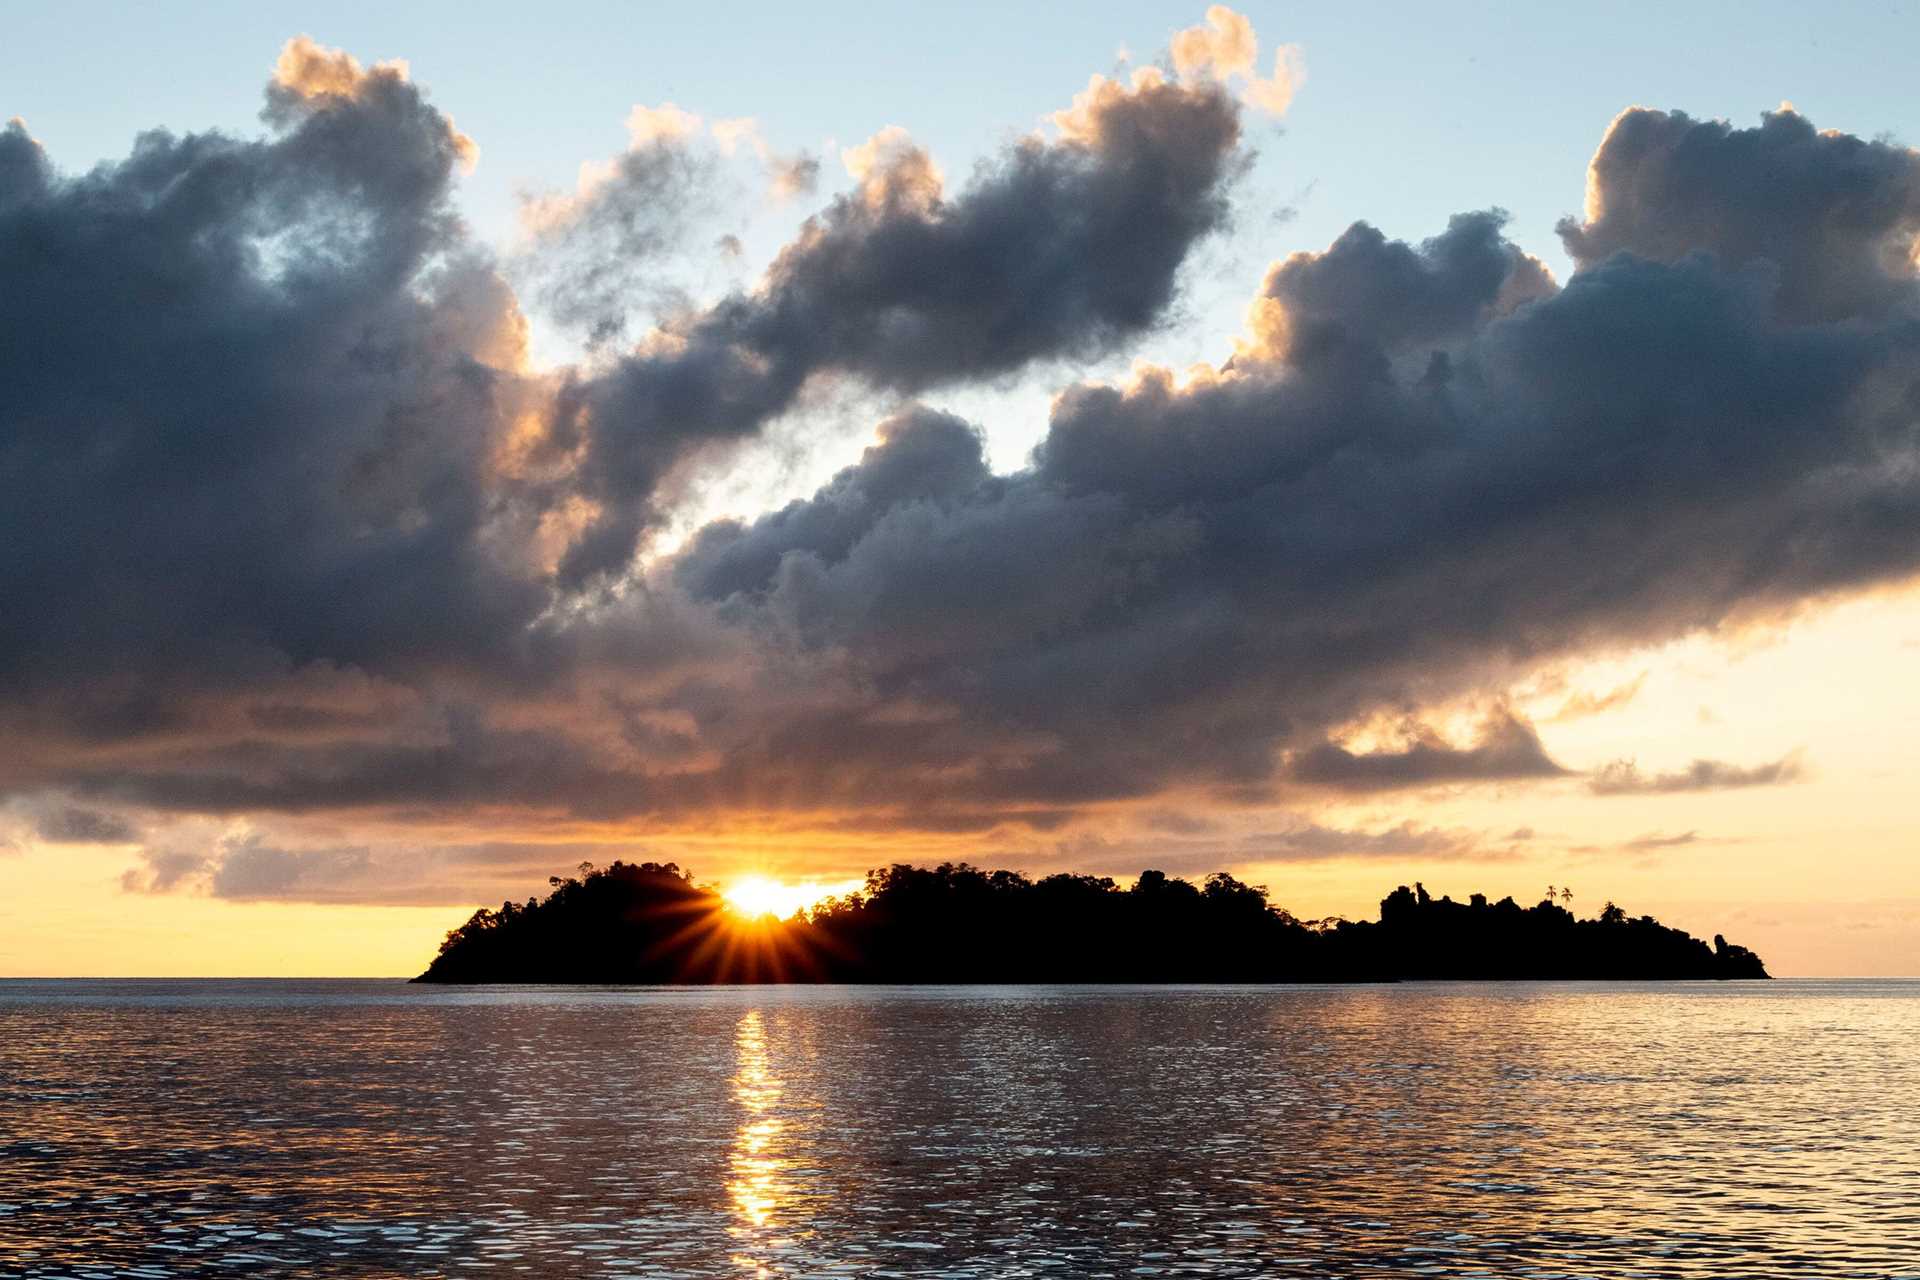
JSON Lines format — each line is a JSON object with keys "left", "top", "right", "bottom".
{"left": 415, "top": 861, "right": 1769, "bottom": 982}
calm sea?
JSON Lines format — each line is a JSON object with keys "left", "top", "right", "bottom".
{"left": 1, "top": 980, "right": 1914, "bottom": 1277}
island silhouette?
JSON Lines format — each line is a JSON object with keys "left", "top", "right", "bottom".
{"left": 416, "top": 861, "right": 1769, "bottom": 983}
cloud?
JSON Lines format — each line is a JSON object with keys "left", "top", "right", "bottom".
{"left": 516, "top": 107, "right": 829, "bottom": 344}
{"left": 515, "top": 122, "right": 717, "bottom": 345}
{"left": 712, "top": 116, "right": 818, "bottom": 200}
{"left": 551, "top": 67, "right": 1246, "bottom": 584}
{"left": 1170, "top": 5, "right": 1305, "bottom": 117}
{"left": 655, "top": 116, "right": 1920, "bottom": 826}
{"left": 639, "top": 111, "right": 1919, "bottom": 832}
{"left": 1, "top": 117, "right": 51, "bottom": 201}
{"left": 1625, "top": 830, "right": 1701, "bottom": 849}
{"left": 767, "top": 152, "right": 820, "bottom": 201}
{"left": 1560, "top": 106, "right": 1920, "bottom": 323}
{"left": 1141, "top": 810, "right": 1223, "bottom": 836}
{"left": 1588, "top": 752, "right": 1807, "bottom": 795}
{"left": 1250, "top": 819, "right": 1489, "bottom": 861}
{"left": 1241, "top": 209, "right": 1556, "bottom": 362}
{"left": 32, "top": 805, "right": 139, "bottom": 845}
{"left": 208, "top": 838, "right": 377, "bottom": 901}
{"left": 1547, "top": 673, "right": 1646, "bottom": 721}
{"left": 0, "top": 43, "right": 548, "bottom": 721}
{"left": 840, "top": 125, "right": 944, "bottom": 210}
{"left": 1567, "top": 828, "right": 1743, "bottom": 856}
{"left": 0, "top": 28, "right": 1246, "bottom": 800}
{"left": 980, "top": 810, "right": 1497, "bottom": 878}
{"left": 624, "top": 102, "right": 702, "bottom": 146}
{"left": 1285, "top": 711, "right": 1567, "bottom": 792}
{"left": 5, "top": 24, "right": 1920, "bottom": 907}
{"left": 120, "top": 849, "right": 211, "bottom": 894}
{"left": 270, "top": 35, "right": 476, "bottom": 171}
{"left": 119, "top": 833, "right": 655, "bottom": 904}
{"left": 675, "top": 406, "right": 993, "bottom": 602}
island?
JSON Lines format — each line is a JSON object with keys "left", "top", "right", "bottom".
{"left": 415, "top": 861, "right": 1769, "bottom": 983}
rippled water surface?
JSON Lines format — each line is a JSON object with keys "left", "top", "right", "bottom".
{"left": 2, "top": 980, "right": 1916, "bottom": 1277}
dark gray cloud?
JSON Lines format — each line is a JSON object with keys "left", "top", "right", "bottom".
{"left": 4, "top": 54, "right": 1920, "bottom": 905}
{"left": 33, "top": 806, "right": 140, "bottom": 845}
{"left": 0, "top": 44, "right": 545, "bottom": 699}
{"left": 1589, "top": 752, "right": 1806, "bottom": 795}
{"left": 676, "top": 406, "right": 995, "bottom": 602}
{"left": 557, "top": 76, "right": 1248, "bottom": 583}
{"left": 1, "top": 118, "right": 52, "bottom": 201}
{"left": 1251, "top": 209, "right": 1555, "bottom": 362}
{"left": 1559, "top": 107, "right": 1920, "bottom": 323}
{"left": 662, "top": 110, "right": 1920, "bottom": 823}
{"left": 0, "top": 44, "right": 1246, "bottom": 829}
{"left": 515, "top": 137, "right": 717, "bottom": 346}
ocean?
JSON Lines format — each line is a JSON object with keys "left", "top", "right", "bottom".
{"left": 2, "top": 979, "right": 1914, "bottom": 1276}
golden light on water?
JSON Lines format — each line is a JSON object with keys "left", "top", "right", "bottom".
{"left": 722, "top": 876, "right": 861, "bottom": 921}
{"left": 728, "top": 1008, "right": 799, "bottom": 1273}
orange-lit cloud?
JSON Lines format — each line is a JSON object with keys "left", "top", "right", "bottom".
{"left": 840, "top": 125, "right": 944, "bottom": 211}
{"left": 625, "top": 101, "right": 703, "bottom": 145}
{"left": 1170, "top": 5, "right": 1305, "bottom": 116}
{"left": 272, "top": 35, "right": 477, "bottom": 170}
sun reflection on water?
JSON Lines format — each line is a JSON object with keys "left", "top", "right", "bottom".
{"left": 728, "top": 1009, "right": 797, "bottom": 1268}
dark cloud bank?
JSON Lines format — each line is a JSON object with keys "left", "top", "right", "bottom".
{"left": 4, "top": 41, "right": 1918, "bottom": 900}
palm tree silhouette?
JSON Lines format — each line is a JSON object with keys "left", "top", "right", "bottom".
{"left": 1560, "top": 887, "right": 1574, "bottom": 907}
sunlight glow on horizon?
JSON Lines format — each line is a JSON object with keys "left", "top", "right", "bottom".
{"left": 722, "top": 875, "right": 862, "bottom": 921}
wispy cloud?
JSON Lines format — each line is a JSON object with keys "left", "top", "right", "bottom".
{"left": 1248, "top": 819, "right": 1496, "bottom": 862}
{"left": 1589, "top": 752, "right": 1806, "bottom": 795}
{"left": 1548, "top": 673, "right": 1646, "bottom": 722}
{"left": 1624, "top": 829, "right": 1702, "bottom": 850}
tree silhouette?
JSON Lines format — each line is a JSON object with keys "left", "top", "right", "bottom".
{"left": 417, "top": 863, "right": 1771, "bottom": 983}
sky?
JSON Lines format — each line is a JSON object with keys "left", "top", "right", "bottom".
{"left": 3, "top": 1, "right": 1919, "bottom": 976}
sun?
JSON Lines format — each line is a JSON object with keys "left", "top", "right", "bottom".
{"left": 722, "top": 876, "right": 859, "bottom": 921}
